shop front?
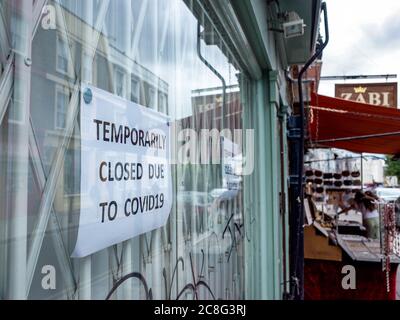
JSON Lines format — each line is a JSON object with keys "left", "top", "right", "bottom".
{"left": 0, "top": 0, "right": 323, "bottom": 300}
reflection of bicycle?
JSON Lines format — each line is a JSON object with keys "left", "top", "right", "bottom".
{"left": 105, "top": 252, "right": 216, "bottom": 300}
{"left": 106, "top": 272, "right": 152, "bottom": 300}
{"left": 174, "top": 252, "right": 216, "bottom": 300}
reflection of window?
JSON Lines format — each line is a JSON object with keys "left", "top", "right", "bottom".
{"left": 148, "top": 87, "right": 157, "bottom": 109}
{"left": 106, "top": 1, "right": 124, "bottom": 49}
{"left": 10, "top": 15, "right": 26, "bottom": 54}
{"left": 55, "top": 86, "right": 69, "bottom": 130}
{"left": 56, "top": 35, "right": 70, "bottom": 75}
{"left": 9, "top": 83, "right": 25, "bottom": 123}
{"left": 60, "top": 0, "right": 83, "bottom": 16}
{"left": 82, "top": 54, "right": 92, "bottom": 82}
{"left": 115, "top": 68, "right": 126, "bottom": 98}
{"left": 93, "top": 0, "right": 102, "bottom": 15}
{"left": 64, "top": 149, "right": 79, "bottom": 196}
{"left": 44, "top": 146, "right": 54, "bottom": 166}
{"left": 131, "top": 78, "right": 140, "bottom": 103}
{"left": 159, "top": 92, "right": 167, "bottom": 113}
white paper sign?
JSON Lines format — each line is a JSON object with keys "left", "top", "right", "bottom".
{"left": 72, "top": 85, "right": 172, "bottom": 258}
{"left": 221, "top": 136, "right": 242, "bottom": 192}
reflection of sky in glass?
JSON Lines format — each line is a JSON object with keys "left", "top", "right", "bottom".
{"left": 133, "top": 0, "right": 240, "bottom": 119}
{"left": 64, "top": 0, "right": 240, "bottom": 120}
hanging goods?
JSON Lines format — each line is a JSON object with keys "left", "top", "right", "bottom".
{"left": 333, "top": 173, "right": 342, "bottom": 180}
{"left": 351, "top": 171, "right": 360, "bottom": 178}
{"left": 342, "top": 170, "right": 350, "bottom": 177}
{"left": 314, "top": 170, "right": 323, "bottom": 177}
{"left": 380, "top": 203, "right": 397, "bottom": 293}
{"left": 314, "top": 178, "right": 323, "bottom": 185}
{"left": 343, "top": 180, "right": 353, "bottom": 186}
{"left": 323, "top": 173, "right": 333, "bottom": 179}
{"left": 305, "top": 169, "right": 314, "bottom": 177}
{"left": 334, "top": 181, "right": 343, "bottom": 187}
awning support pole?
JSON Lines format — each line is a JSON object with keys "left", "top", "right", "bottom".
{"left": 361, "top": 153, "right": 364, "bottom": 190}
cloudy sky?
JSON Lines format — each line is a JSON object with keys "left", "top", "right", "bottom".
{"left": 318, "top": 0, "right": 400, "bottom": 101}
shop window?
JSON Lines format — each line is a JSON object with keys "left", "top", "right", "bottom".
{"left": 55, "top": 86, "right": 69, "bottom": 130}
{"left": 1, "top": 0, "right": 247, "bottom": 301}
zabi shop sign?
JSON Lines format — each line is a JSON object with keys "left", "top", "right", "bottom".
{"left": 335, "top": 82, "right": 397, "bottom": 108}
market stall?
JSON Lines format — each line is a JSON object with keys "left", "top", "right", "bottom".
{"left": 303, "top": 93, "right": 400, "bottom": 300}
{"left": 304, "top": 192, "right": 400, "bottom": 299}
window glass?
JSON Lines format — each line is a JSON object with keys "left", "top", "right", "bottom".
{"left": 0, "top": 0, "right": 248, "bottom": 300}
{"left": 55, "top": 86, "right": 68, "bottom": 129}
{"left": 114, "top": 67, "right": 126, "bottom": 98}
{"left": 131, "top": 77, "right": 140, "bottom": 103}
{"left": 148, "top": 86, "right": 157, "bottom": 109}
{"left": 56, "top": 35, "right": 70, "bottom": 75}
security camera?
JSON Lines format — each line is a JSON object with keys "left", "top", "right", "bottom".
{"left": 281, "top": 11, "right": 306, "bottom": 39}
{"left": 282, "top": 19, "right": 306, "bottom": 39}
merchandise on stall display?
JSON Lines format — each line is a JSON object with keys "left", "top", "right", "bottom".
{"left": 333, "top": 173, "right": 342, "bottom": 180}
{"left": 306, "top": 169, "right": 314, "bottom": 177}
{"left": 344, "top": 180, "right": 353, "bottom": 186}
{"left": 342, "top": 170, "right": 350, "bottom": 177}
{"left": 351, "top": 171, "right": 361, "bottom": 178}
{"left": 323, "top": 173, "right": 333, "bottom": 179}
{"left": 314, "top": 170, "right": 323, "bottom": 177}
{"left": 334, "top": 181, "right": 343, "bottom": 187}
{"left": 316, "top": 187, "right": 324, "bottom": 194}
{"left": 314, "top": 178, "right": 323, "bottom": 185}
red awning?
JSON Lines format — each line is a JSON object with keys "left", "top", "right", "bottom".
{"left": 309, "top": 93, "right": 400, "bottom": 155}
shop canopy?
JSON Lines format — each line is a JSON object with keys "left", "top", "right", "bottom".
{"left": 308, "top": 93, "right": 400, "bottom": 155}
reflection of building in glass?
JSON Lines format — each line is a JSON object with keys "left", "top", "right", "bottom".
{"left": 31, "top": 4, "right": 170, "bottom": 206}
{"left": 191, "top": 85, "right": 241, "bottom": 120}
{"left": 176, "top": 86, "right": 243, "bottom": 192}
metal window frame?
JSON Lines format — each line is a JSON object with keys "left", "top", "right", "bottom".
{"left": 0, "top": 3, "right": 11, "bottom": 68}
{"left": 0, "top": 53, "right": 13, "bottom": 126}
{"left": 28, "top": 118, "right": 78, "bottom": 298}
